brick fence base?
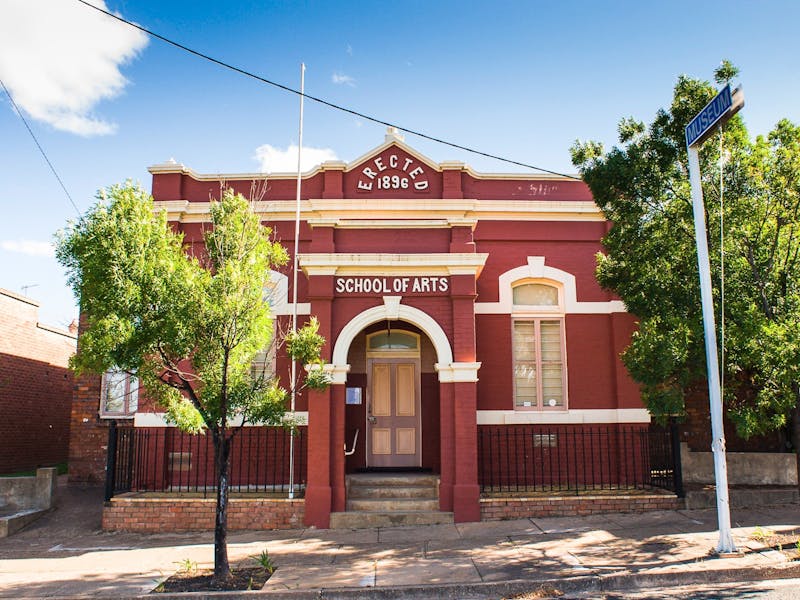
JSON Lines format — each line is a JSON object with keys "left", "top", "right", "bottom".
{"left": 480, "top": 494, "right": 683, "bottom": 520}
{"left": 103, "top": 493, "right": 682, "bottom": 531}
{"left": 102, "top": 495, "right": 305, "bottom": 532}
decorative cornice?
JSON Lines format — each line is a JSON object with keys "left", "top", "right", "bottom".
{"left": 298, "top": 253, "right": 489, "bottom": 277}
{"left": 151, "top": 198, "right": 604, "bottom": 224}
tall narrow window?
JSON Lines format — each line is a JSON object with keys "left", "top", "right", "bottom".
{"left": 512, "top": 281, "right": 566, "bottom": 410}
{"left": 252, "top": 275, "right": 281, "bottom": 381}
{"left": 100, "top": 370, "right": 139, "bottom": 417}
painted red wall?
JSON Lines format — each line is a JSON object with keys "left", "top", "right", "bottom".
{"left": 474, "top": 221, "right": 612, "bottom": 303}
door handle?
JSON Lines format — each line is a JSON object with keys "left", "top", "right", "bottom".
{"left": 368, "top": 416, "right": 377, "bottom": 424}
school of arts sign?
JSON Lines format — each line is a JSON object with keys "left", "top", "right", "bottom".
{"left": 335, "top": 276, "right": 449, "bottom": 295}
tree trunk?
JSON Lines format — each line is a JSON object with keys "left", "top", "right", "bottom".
{"left": 792, "top": 386, "right": 800, "bottom": 492}
{"left": 213, "top": 430, "right": 233, "bottom": 583}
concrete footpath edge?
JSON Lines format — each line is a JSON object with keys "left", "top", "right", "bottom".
{"left": 91, "top": 558, "right": 800, "bottom": 599}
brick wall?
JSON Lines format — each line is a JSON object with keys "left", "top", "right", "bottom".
{"left": 102, "top": 496, "right": 305, "bottom": 531}
{"left": 68, "top": 368, "right": 115, "bottom": 484}
{"left": 0, "top": 289, "right": 76, "bottom": 474}
{"left": 480, "top": 494, "right": 682, "bottom": 520}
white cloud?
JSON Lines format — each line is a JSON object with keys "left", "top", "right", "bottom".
{"left": 1, "top": 240, "right": 55, "bottom": 258}
{"left": 253, "top": 144, "right": 338, "bottom": 173}
{"left": 0, "top": 0, "right": 149, "bottom": 136}
{"left": 346, "top": 44, "right": 353, "bottom": 56}
{"left": 332, "top": 72, "right": 356, "bottom": 87}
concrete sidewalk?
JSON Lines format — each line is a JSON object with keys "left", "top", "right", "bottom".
{"left": 0, "top": 484, "right": 798, "bottom": 599}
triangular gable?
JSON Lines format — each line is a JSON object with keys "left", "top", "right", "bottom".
{"left": 343, "top": 132, "right": 442, "bottom": 197}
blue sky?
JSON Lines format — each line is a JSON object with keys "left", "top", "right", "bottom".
{"left": 2, "top": 0, "right": 799, "bottom": 327}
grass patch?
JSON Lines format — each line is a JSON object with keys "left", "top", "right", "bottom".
{"left": 0, "top": 462, "right": 67, "bottom": 478}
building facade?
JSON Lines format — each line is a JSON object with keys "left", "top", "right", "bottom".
{"left": 74, "top": 130, "right": 659, "bottom": 528}
{"left": 0, "top": 288, "right": 76, "bottom": 474}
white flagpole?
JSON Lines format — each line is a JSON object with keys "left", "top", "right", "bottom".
{"left": 288, "top": 63, "right": 305, "bottom": 500}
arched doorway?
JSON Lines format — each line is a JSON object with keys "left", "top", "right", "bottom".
{"left": 343, "top": 322, "right": 441, "bottom": 472}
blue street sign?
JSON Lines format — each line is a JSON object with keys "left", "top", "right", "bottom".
{"left": 685, "top": 84, "right": 733, "bottom": 148}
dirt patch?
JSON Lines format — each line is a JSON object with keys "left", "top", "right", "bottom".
{"left": 506, "top": 585, "right": 564, "bottom": 599}
{"left": 154, "top": 566, "right": 271, "bottom": 593}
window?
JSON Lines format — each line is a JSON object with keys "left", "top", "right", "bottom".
{"left": 366, "top": 330, "right": 421, "bottom": 358}
{"left": 100, "top": 370, "right": 138, "bottom": 417}
{"left": 251, "top": 276, "right": 281, "bottom": 381}
{"left": 251, "top": 337, "right": 277, "bottom": 382}
{"left": 512, "top": 281, "right": 567, "bottom": 410}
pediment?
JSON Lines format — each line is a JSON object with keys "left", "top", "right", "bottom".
{"left": 343, "top": 135, "right": 442, "bottom": 198}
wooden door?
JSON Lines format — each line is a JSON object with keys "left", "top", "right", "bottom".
{"left": 367, "top": 360, "right": 421, "bottom": 467}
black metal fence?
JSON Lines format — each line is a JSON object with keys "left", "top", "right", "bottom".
{"left": 105, "top": 422, "right": 307, "bottom": 500}
{"left": 478, "top": 422, "right": 682, "bottom": 496}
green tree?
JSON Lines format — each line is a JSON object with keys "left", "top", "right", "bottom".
{"left": 57, "top": 183, "right": 329, "bottom": 583}
{"left": 571, "top": 64, "right": 800, "bottom": 456}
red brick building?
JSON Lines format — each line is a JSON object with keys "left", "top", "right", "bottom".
{"left": 0, "top": 288, "right": 76, "bottom": 474}
{"left": 74, "top": 131, "right": 669, "bottom": 529}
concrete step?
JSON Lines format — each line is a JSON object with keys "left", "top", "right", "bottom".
{"left": 347, "top": 473, "right": 439, "bottom": 488}
{"left": 330, "top": 510, "right": 454, "bottom": 529}
{"left": 348, "top": 485, "right": 436, "bottom": 499}
{"left": 0, "top": 508, "right": 47, "bottom": 538}
{"left": 347, "top": 497, "right": 440, "bottom": 512}
{"left": 684, "top": 486, "right": 799, "bottom": 510}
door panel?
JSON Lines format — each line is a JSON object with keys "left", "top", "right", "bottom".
{"left": 367, "top": 360, "right": 421, "bottom": 467}
{"left": 395, "top": 364, "right": 415, "bottom": 416}
{"left": 396, "top": 428, "right": 416, "bottom": 454}
{"left": 372, "top": 429, "right": 391, "bottom": 454}
{"left": 372, "top": 364, "right": 391, "bottom": 416}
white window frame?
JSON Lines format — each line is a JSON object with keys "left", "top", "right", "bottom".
{"left": 511, "top": 280, "right": 568, "bottom": 411}
{"left": 100, "top": 369, "right": 139, "bottom": 418}
{"left": 251, "top": 273, "right": 283, "bottom": 382}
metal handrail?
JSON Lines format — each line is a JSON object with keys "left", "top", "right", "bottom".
{"left": 345, "top": 429, "right": 359, "bottom": 456}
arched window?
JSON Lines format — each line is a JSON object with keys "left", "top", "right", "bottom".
{"left": 512, "top": 282, "right": 561, "bottom": 309}
{"left": 366, "top": 330, "right": 420, "bottom": 357}
{"left": 511, "top": 281, "right": 566, "bottom": 410}
{"left": 251, "top": 271, "right": 284, "bottom": 381}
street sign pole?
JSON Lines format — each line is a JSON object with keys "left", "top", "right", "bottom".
{"left": 687, "top": 145, "right": 736, "bottom": 553}
{"left": 685, "top": 84, "right": 743, "bottom": 554}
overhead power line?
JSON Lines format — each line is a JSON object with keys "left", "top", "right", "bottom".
{"left": 1, "top": 78, "right": 83, "bottom": 220}
{"left": 75, "top": 0, "right": 581, "bottom": 180}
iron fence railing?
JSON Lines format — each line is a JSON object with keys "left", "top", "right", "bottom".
{"left": 478, "top": 423, "right": 682, "bottom": 495}
{"left": 105, "top": 422, "right": 306, "bottom": 500}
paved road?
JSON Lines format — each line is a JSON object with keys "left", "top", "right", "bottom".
{"left": 1, "top": 482, "right": 799, "bottom": 599}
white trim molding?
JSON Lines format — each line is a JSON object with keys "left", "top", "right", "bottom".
{"left": 435, "top": 362, "right": 481, "bottom": 383}
{"left": 477, "top": 408, "right": 651, "bottom": 425}
{"left": 299, "top": 253, "right": 489, "bottom": 277}
{"left": 153, "top": 198, "right": 604, "bottom": 224}
{"left": 475, "top": 256, "right": 627, "bottom": 315}
{"left": 134, "top": 411, "right": 310, "bottom": 427}
{"left": 331, "top": 297, "right": 456, "bottom": 384}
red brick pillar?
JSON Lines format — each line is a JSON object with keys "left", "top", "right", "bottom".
{"left": 304, "top": 279, "right": 334, "bottom": 528}
{"left": 453, "top": 380, "right": 480, "bottom": 522}
{"left": 305, "top": 387, "right": 332, "bottom": 528}
{"left": 449, "top": 275, "right": 480, "bottom": 522}
{"left": 331, "top": 384, "right": 346, "bottom": 512}
{"left": 438, "top": 383, "right": 455, "bottom": 512}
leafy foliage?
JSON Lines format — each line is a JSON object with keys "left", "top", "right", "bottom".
{"left": 57, "top": 183, "right": 329, "bottom": 581}
{"left": 571, "top": 65, "right": 800, "bottom": 442}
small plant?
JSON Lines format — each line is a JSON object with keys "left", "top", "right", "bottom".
{"left": 750, "top": 526, "right": 775, "bottom": 542}
{"left": 254, "top": 549, "right": 275, "bottom": 574}
{"left": 173, "top": 558, "right": 198, "bottom": 574}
